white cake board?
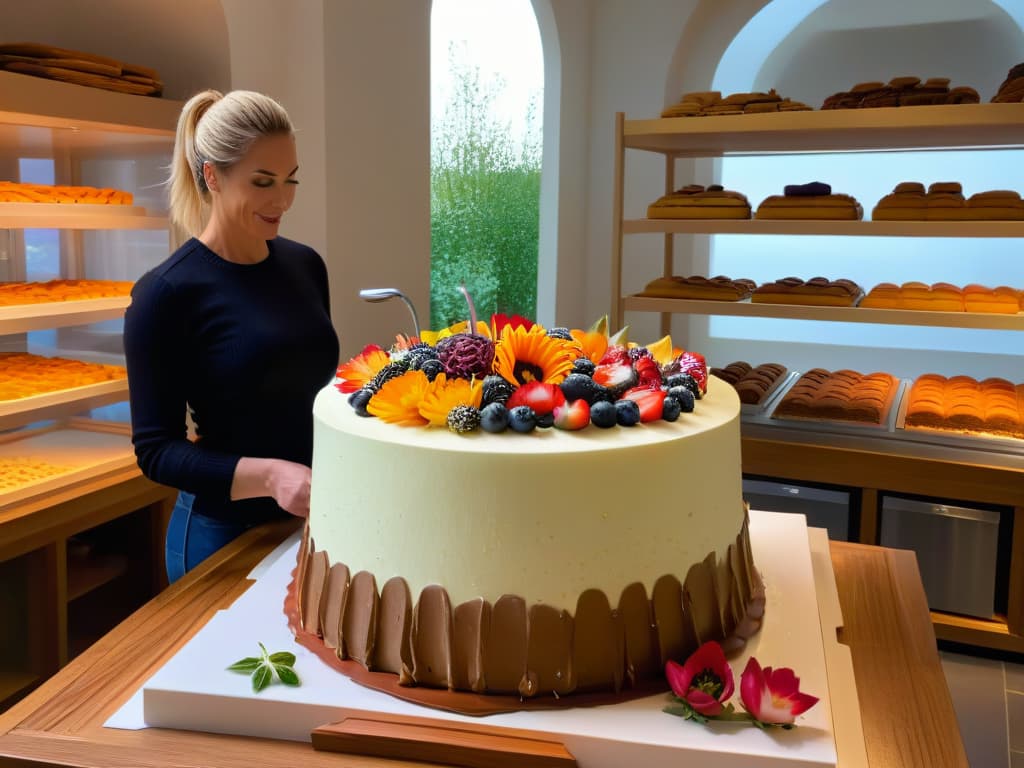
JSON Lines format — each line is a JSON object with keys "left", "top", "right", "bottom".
{"left": 140, "top": 512, "right": 867, "bottom": 768}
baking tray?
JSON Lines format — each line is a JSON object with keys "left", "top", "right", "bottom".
{"left": 894, "top": 391, "right": 1024, "bottom": 456}
{"left": 758, "top": 375, "right": 908, "bottom": 435}
{"left": 738, "top": 368, "right": 797, "bottom": 416}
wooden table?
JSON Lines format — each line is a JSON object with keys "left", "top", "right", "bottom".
{"left": 0, "top": 518, "right": 969, "bottom": 767}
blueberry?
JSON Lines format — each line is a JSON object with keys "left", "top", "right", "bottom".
{"left": 349, "top": 388, "right": 374, "bottom": 417}
{"left": 480, "top": 402, "right": 509, "bottom": 433}
{"left": 665, "top": 374, "right": 689, "bottom": 389}
{"left": 675, "top": 388, "right": 695, "bottom": 413}
{"left": 536, "top": 412, "right": 555, "bottom": 429}
{"left": 508, "top": 406, "right": 537, "bottom": 433}
{"left": 661, "top": 396, "right": 681, "bottom": 422}
{"left": 560, "top": 373, "right": 604, "bottom": 404}
{"left": 572, "top": 358, "right": 596, "bottom": 377}
{"left": 590, "top": 400, "right": 617, "bottom": 428}
{"left": 420, "top": 358, "right": 445, "bottom": 381}
{"left": 615, "top": 399, "right": 641, "bottom": 427}
{"left": 667, "top": 385, "right": 689, "bottom": 401}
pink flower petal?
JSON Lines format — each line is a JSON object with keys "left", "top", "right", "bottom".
{"left": 665, "top": 659, "right": 693, "bottom": 699}
{"left": 788, "top": 692, "right": 820, "bottom": 716}
{"left": 740, "top": 657, "right": 766, "bottom": 719}
{"left": 765, "top": 666, "right": 800, "bottom": 698}
{"left": 686, "top": 690, "right": 724, "bottom": 716}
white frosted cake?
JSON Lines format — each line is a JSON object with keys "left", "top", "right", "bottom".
{"left": 293, "top": 321, "right": 763, "bottom": 704}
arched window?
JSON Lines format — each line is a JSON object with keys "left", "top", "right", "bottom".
{"left": 429, "top": 0, "right": 544, "bottom": 328}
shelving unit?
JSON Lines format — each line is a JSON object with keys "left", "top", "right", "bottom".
{"left": 612, "top": 105, "right": 1024, "bottom": 653}
{"left": 0, "top": 71, "right": 181, "bottom": 710}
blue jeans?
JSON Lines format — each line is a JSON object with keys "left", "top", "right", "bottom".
{"left": 165, "top": 491, "right": 254, "bottom": 584}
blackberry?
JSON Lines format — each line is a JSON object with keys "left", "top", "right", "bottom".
{"left": 661, "top": 396, "right": 682, "bottom": 422}
{"left": 560, "top": 373, "right": 606, "bottom": 404}
{"left": 348, "top": 387, "right": 374, "bottom": 417}
{"left": 406, "top": 344, "right": 440, "bottom": 370}
{"left": 572, "top": 358, "right": 596, "bottom": 377}
{"left": 508, "top": 405, "right": 537, "bottom": 433}
{"left": 667, "top": 373, "right": 701, "bottom": 400}
{"left": 546, "top": 327, "right": 573, "bottom": 341}
{"left": 536, "top": 412, "right": 555, "bottom": 429}
{"left": 615, "top": 399, "right": 641, "bottom": 427}
{"left": 420, "top": 358, "right": 445, "bottom": 381}
{"left": 628, "top": 347, "right": 653, "bottom": 362}
{"left": 481, "top": 375, "right": 515, "bottom": 407}
{"left": 674, "top": 388, "right": 695, "bottom": 413}
{"left": 590, "top": 400, "right": 617, "bottom": 428}
{"left": 366, "top": 360, "right": 410, "bottom": 392}
{"left": 480, "top": 402, "right": 510, "bottom": 433}
{"left": 447, "top": 405, "right": 482, "bottom": 434}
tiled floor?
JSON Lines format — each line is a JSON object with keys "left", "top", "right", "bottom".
{"left": 941, "top": 651, "right": 1024, "bottom": 768}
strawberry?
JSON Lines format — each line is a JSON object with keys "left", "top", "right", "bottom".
{"left": 506, "top": 381, "right": 565, "bottom": 416}
{"left": 622, "top": 386, "right": 667, "bottom": 422}
{"left": 676, "top": 352, "right": 708, "bottom": 394}
{"left": 553, "top": 399, "right": 590, "bottom": 430}
{"left": 598, "top": 345, "right": 631, "bottom": 366}
{"left": 634, "top": 356, "right": 663, "bottom": 388}
{"left": 592, "top": 362, "right": 638, "bottom": 398}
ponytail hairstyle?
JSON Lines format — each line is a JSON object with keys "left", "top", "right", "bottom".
{"left": 168, "top": 89, "right": 294, "bottom": 237}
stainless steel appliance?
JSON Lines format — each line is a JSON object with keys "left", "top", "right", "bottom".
{"left": 742, "top": 478, "right": 853, "bottom": 541}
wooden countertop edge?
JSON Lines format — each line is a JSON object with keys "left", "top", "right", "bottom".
{"left": 0, "top": 522, "right": 969, "bottom": 768}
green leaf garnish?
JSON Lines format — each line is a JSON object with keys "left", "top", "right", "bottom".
{"left": 228, "top": 643, "right": 301, "bottom": 693}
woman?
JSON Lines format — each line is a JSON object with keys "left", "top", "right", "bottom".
{"left": 124, "top": 90, "right": 340, "bottom": 583}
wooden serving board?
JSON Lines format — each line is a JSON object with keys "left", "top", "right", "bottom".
{"left": 1, "top": 62, "right": 159, "bottom": 96}
{"left": 312, "top": 709, "right": 577, "bottom": 768}
{"left": 0, "top": 41, "right": 159, "bottom": 79}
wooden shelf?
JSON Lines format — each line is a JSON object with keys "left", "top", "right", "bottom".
{"left": 66, "top": 553, "right": 130, "bottom": 602}
{"left": 623, "top": 103, "right": 1024, "bottom": 156}
{"left": 623, "top": 295, "right": 1024, "bottom": 330}
{"left": 623, "top": 218, "right": 1024, "bottom": 237}
{"left": 0, "top": 70, "right": 181, "bottom": 137}
{"left": 0, "top": 203, "right": 168, "bottom": 231}
{"left": 0, "top": 297, "right": 131, "bottom": 335}
{"left": 0, "top": 378, "right": 129, "bottom": 431}
{"left": 932, "top": 611, "right": 1024, "bottom": 654}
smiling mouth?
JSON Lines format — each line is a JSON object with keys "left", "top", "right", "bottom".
{"left": 257, "top": 213, "right": 281, "bottom": 224}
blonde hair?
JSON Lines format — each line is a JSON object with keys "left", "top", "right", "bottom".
{"left": 168, "top": 89, "right": 294, "bottom": 237}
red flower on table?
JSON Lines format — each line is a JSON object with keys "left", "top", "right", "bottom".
{"left": 665, "top": 641, "right": 735, "bottom": 718}
{"left": 739, "top": 656, "right": 819, "bottom": 728}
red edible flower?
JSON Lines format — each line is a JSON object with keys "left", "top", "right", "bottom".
{"left": 665, "top": 641, "right": 735, "bottom": 717}
{"left": 491, "top": 313, "right": 534, "bottom": 337}
{"left": 739, "top": 656, "right": 819, "bottom": 726}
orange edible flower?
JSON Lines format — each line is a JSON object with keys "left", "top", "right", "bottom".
{"left": 418, "top": 374, "right": 484, "bottom": 427}
{"left": 367, "top": 370, "right": 431, "bottom": 425}
{"left": 335, "top": 346, "right": 390, "bottom": 393}
{"left": 493, "top": 325, "right": 576, "bottom": 386}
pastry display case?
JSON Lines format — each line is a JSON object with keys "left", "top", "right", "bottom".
{"left": 0, "top": 70, "right": 180, "bottom": 708}
{"left": 611, "top": 104, "right": 1024, "bottom": 653}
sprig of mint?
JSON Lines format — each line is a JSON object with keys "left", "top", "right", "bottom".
{"left": 228, "top": 642, "right": 301, "bottom": 693}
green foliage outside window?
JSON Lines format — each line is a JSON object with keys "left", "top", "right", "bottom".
{"left": 430, "top": 48, "right": 541, "bottom": 329}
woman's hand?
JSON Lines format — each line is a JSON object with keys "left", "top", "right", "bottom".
{"left": 232, "top": 457, "right": 311, "bottom": 518}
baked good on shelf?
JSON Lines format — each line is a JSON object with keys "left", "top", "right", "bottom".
{"left": 752, "top": 276, "right": 864, "bottom": 306}
{"left": 711, "top": 361, "right": 789, "bottom": 405}
{"left": 0, "top": 457, "right": 74, "bottom": 491}
{"left": 904, "top": 374, "right": 1024, "bottom": 439}
{"left": 861, "top": 282, "right": 1022, "bottom": 313}
{"left": 963, "top": 284, "right": 1023, "bottom": 314}
{"left": 661, "top": 88, "right": 811, "bottom": 118}
{"left": 646, "top": 184, "right": 752, "bottom": 219}
{"left": 0, "top": 42, "right": 162, "bottom": 96}
{"left": 293, "top": 318, "right": 763, "bottom": 710}
{"left": 0, "top": 279, "right": 134, "bottom": 305}
{"left": 0, "top": 181, "right": 133, "bottom": 205}
{"left": 772, "top": 368, "right": 898, "bottom": 425}
{"left": 821, "top": 76, "right": 979, "bottom": 109}
{"left": 0, "top": 352, "right": 126, "bottom": 400}
{"left": 637, "top": 275, "right": 756, "bottom": 301}
{"left": 872, "top": 182, "right": 1024, "bottom": 221}
{"left": 992, "top": 63, "right": 1024, "bottom": 102}
{"left": 755, "top": 183, "right": 863, "bottom": 220}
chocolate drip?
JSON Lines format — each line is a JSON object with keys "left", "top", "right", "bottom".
{"left": 713, "top": 550, "right": 739, "bottom": 637}
{"left": 301, "top": 549, "right": 328, "bottom": 636}
{"left": 321, "top": 562, "right": 350, "bottom": 652}
{"left": 573, "top": 589, "right": 624, "bottom": 693}
{"left": 484, "top": 595, "right": 528, "bottom": 694}
{"left": 452, "top": 598, "right": 490, "bottom": 693}
{"left": 409, "top": 585, "right": 453, "bottom": 688}
{"left": 683, "top": 553, "right": 725, "bottom": 645}
{"left": 523, "top": 604, "right": 574, "bottom": 698}
{"left": 618, "top": 582, "right": 659, "bottom": 686}
{"left": 372, "top": 577, "right": 412, "bottom": 674}
{"left": 651, "top": 575, "right": 685, "bottom": 666}
{"left": 343, "top": 571, "right": 378, "bottom": 667}
{"left": 295, "top": 525, "right": 311, "bottom": 628}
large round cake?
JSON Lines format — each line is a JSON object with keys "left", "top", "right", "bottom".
{"left": 293, "top": 319, "right": 763, "bottom": 705}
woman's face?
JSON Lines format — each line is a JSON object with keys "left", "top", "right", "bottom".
{"left": 206, "top": 132, "right": 298, "bottom": 241}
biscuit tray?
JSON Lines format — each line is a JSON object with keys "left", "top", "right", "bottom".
{"left": 894, "top": 393, "right": 1024, "bottom": 457}
{"left": 755, "top": 374, "right": 908, "bottom": 434}
{"left": 738, "top": 370, "right": 798, "bottom": 417}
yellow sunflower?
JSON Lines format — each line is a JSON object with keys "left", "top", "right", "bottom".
{"left": 418, "top": 374, "right": 484, "bottom": 426}
{"left": 367, "top": 370, "right": 431, "bottom": 425}
{"left": 493, "top": 325, "right": 576, "bottom": 386}
{"left": 335, "top": 346, "right": 391, "bottom": 393}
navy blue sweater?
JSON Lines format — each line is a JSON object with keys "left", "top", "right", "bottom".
{"left": 124, "top": 237, "right": 340, "bottom": 522}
